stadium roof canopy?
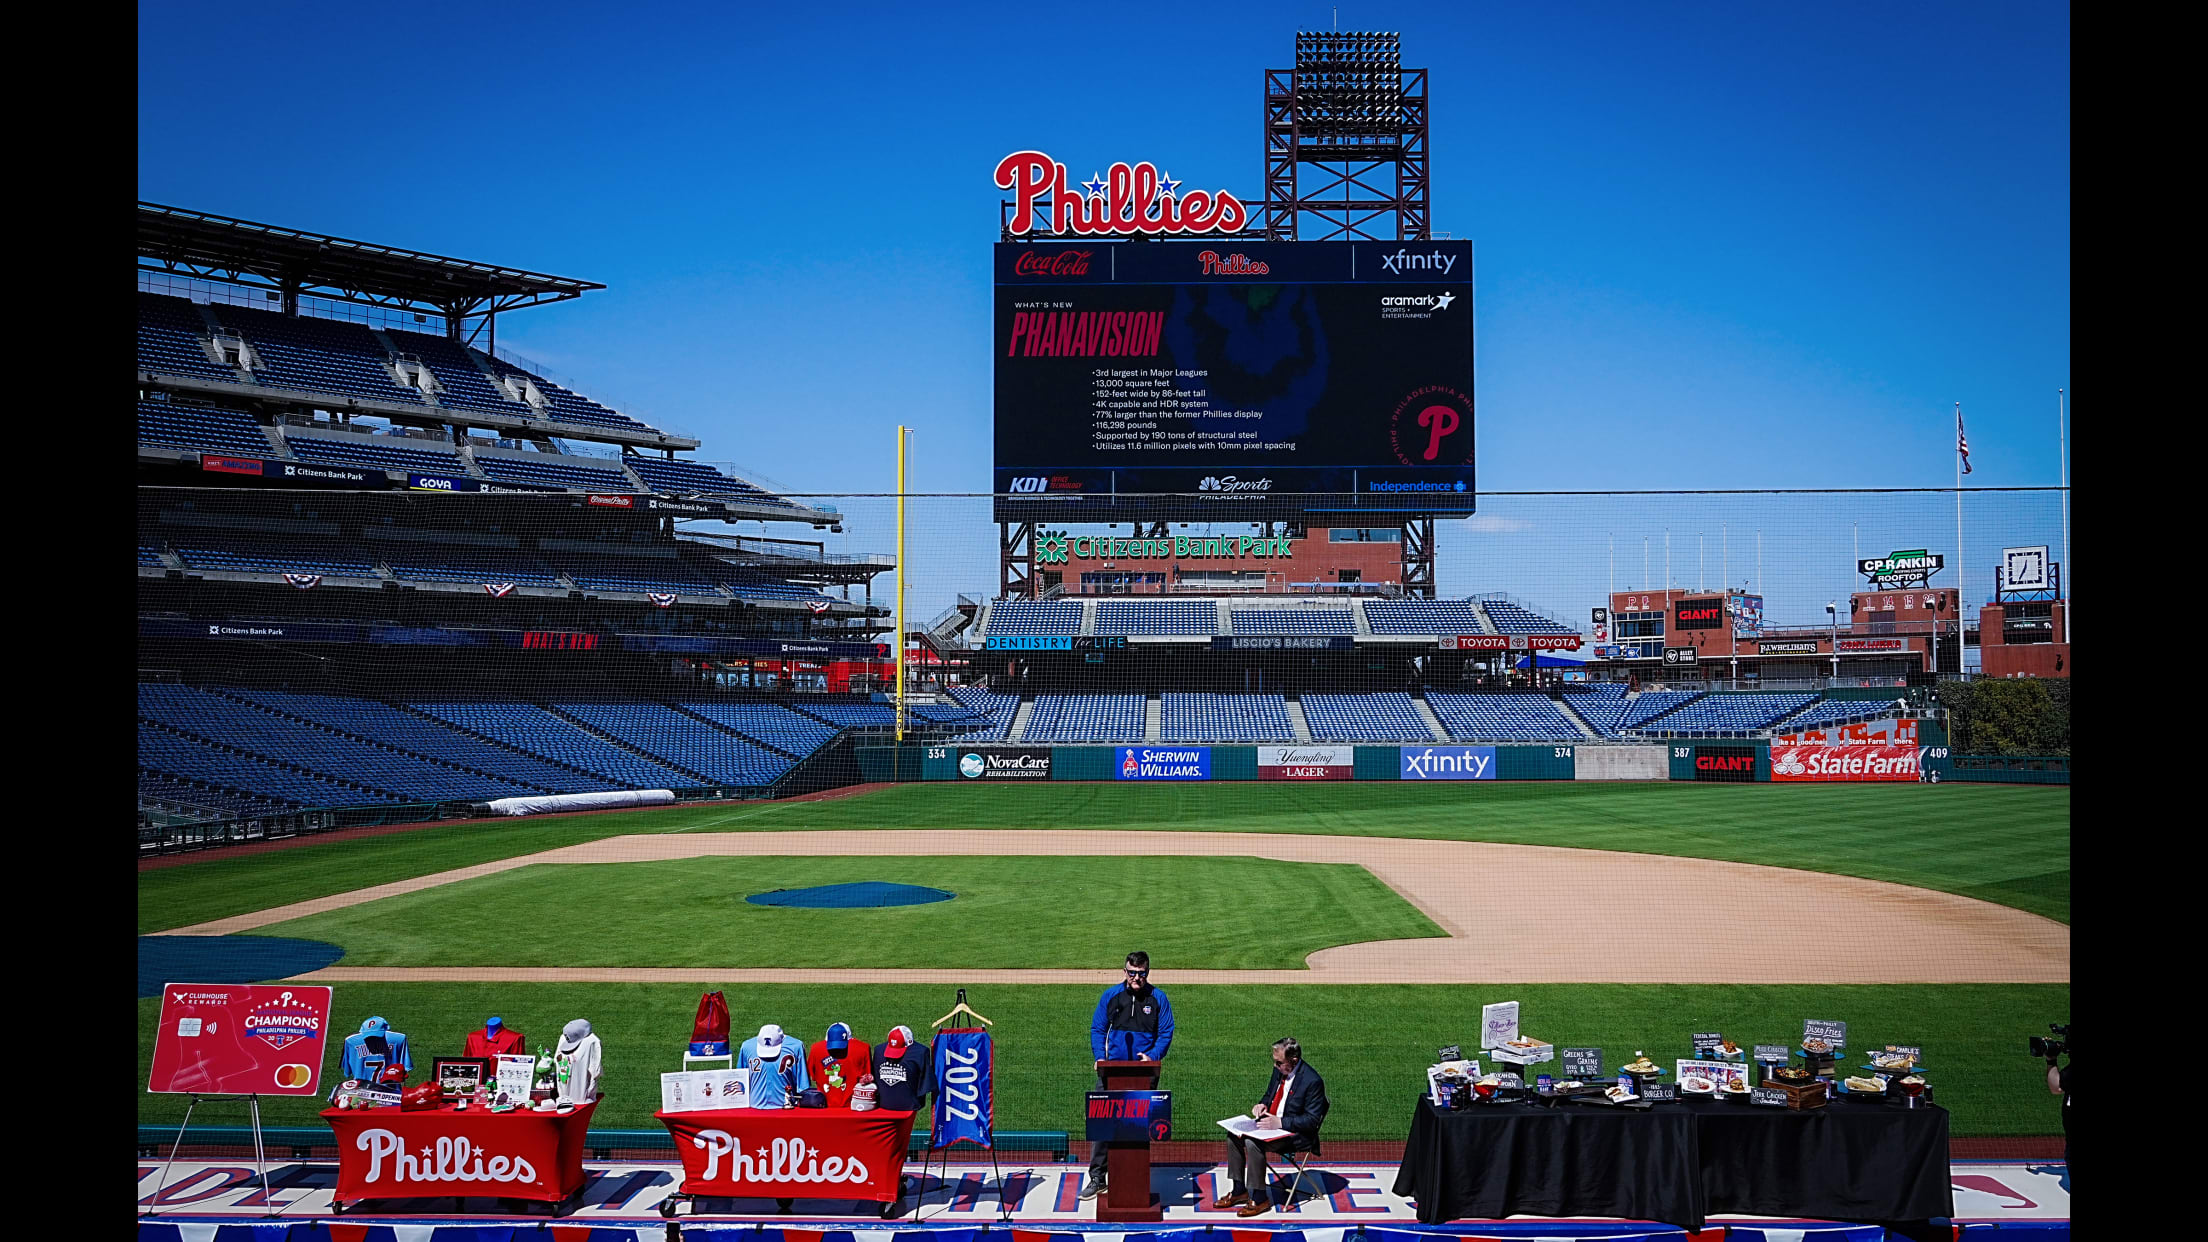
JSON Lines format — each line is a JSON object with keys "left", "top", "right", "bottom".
{"left": 137, "top": 203, "right": 605, "bottom": 326}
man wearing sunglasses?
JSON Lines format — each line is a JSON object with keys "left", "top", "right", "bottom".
{"left": 1082, "top": 951, "right": 1175, "bottom": 1200}
{"left": 1218, "top": 1037, "right": 1328, "bottom": 1216}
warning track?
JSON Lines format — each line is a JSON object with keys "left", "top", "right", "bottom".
{"left": 168, "top": 830, "right": 2068, "bottom": 985}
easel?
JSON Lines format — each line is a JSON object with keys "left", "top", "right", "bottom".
{"left": 143, "top": 1093, "right": 277, "bottom": 1219}
{"left": 915, "top": 989, "right": 1010, "bottom": 1222}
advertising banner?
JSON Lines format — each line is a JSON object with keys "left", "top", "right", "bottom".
{"left": 1257, "top": 745, "right": 1354, "bottom": 780}
{"left": 1730, "top": 594, "right": 1765, "bottom": 638}
{"left": 1673, "top": 597, "right": 1726, "bottom": 631}
{"left": 657, "top": 1105, "right": 916, "bottom": 1203}
{"left": 1214, "top": 635, "right": 1352, "bottom": 650}
{"left": 149, "top": 984, "right": 334, "bottom": 1096}
{"left": 1085, "top": 1090, "right": 1173, "bottom": 1144}
{"left": 994, "top": 239, "right": 1475, "bottom": 520}
{"left": 407, "top": 473, "right": 479, "bottom": 492}
{"left": 1836, "top": 637, "right": 1909, "bottom": 653}
{"left": 1758, "top": 640, "right": 1822, "bottom": 656}
{"left": 327, "top": 1098, "right": 598, "bottom": 1206}
{"left": 956, "top": 747, "right": 1053, "bottom": 780}
{"left": 1443, "top": 634, "right": 1581, "bottom": 651}
{"left": 271, "top": 460, "right": 383, "bottom": 486}
{"left": 931, "top": 1028, "right": 995, "bottom": 1148}
{"left": 1770, "top": 717, "right": 1925, "bottom": 783}
{"left": 1399, "top": 745, "right": 1497, "bottom": 780}
{"left": 1691, "top": 745, "right": 1758, "bottom": 782}
{"left": 200, "top": 454, "right": 266, "bottom": 476}
{"left": 1116, "top": 745, "right": 1212, "bottom": 780}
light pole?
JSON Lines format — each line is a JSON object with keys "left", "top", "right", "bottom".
{"left": 1826, "top": 602, "right": 1840, "bottom": 683}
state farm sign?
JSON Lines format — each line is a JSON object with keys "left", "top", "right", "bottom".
{"left": 1769, "top": 743, "right": 1921, "bottom": 782}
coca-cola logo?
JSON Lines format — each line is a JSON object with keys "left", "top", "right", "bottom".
{"left": 996, "top": 150, "right": 1248, "bottom": 236}
{"left": 1012, "top": 249, "right": 1094, "bottom": 276}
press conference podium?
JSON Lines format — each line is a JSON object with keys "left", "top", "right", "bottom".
{"left": 1094, "top": 1059, "right": 1164, "bottom": 1222}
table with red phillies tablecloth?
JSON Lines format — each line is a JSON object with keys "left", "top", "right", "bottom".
{"left": 321, "top": 1098, "right": 599, "bottom": 1213}
{"left": 655, "top": 1106, "right": 918, "bottom": 1217}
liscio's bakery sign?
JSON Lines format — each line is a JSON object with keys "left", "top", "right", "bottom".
{"left": 1858, "top": 549, "right": 1945, "bottom": 589}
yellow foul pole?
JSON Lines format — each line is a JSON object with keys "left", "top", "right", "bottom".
{"left": 895, "top": 425, "right": 908, "bottom": 742}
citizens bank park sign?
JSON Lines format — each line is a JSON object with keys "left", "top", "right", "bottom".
{"left": 996, "top": 151, "right": 1249, "bottom": 236}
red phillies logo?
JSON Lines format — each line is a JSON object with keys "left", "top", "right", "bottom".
{"left": 996, "top": 150, "right": 1249, "bottom": 236}
{"left": 1012, "top": 249, "right": 1094, "bottom": 276}
{"left": 1198, "top": 250, "right": 1271, "bottom": 276}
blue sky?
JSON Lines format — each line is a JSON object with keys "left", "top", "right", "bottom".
{"left": 139, "top": 1, "right": 2069, "bottom": 621}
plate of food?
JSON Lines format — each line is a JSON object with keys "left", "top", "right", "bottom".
{"left": 1842, "top": 1075, "right": 1886, "bottom": 1094}
{"left": 1603, "top": 1084, "right": 1638, "bottom": 1103}
{"left": 1868, "top": 1051, "right": 1922, "bottom": 1071}
{"left": 1771, "top": 1065, "right": 1815, "bottom": 1084}
{"left": 1681, "top": 1077, "right": 1716, "bottom": 1094}
{"left": 1720, "top": 1079, "right": 1752, "bottom": 1101}
{"left": 1802, "top": 1037, "right": 1833, "bottom": 1054}
{"left": 1621, "top": 1052, "right": 1661, "bottom": 1074}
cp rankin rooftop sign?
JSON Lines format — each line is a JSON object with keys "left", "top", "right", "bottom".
{"left": 1858, "top": 549, "right": 1945, "bottom": 588}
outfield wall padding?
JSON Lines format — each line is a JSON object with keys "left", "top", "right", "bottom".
{"left": 1575, "top": 745, "right": 1669, "bottom": 780}
{"left": 1495, "top": 744, "right": 1576, "bottom": 780}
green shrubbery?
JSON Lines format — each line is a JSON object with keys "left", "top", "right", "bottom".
{"left": 1941, "top": 677, "right": 2070, "bottom": 755}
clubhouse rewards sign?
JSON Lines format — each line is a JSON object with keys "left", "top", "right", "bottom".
{"left": 994, "top": 240, "right": 1475, "bottom": 518}
{"left": 150, "top": 983, "right": 334, "bottom": 1096}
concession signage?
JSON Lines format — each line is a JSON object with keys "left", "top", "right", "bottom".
{"left": 1561, "top": 1048, "right": 1603, "bottom": 1079}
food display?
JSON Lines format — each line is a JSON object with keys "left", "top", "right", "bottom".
{"left": 1802, "top": 1037, "right": 1831, "bottom": 1054}
{"left": 1603, "top": 1084, "right": 1637, "bottom": 1103}
{"left": 1621, "top": 1051, "right": 1659, "bottom": 1074}
{"left": 1681, "top": 1077, "right": 1716, "bottom": 1094}
{"left": 1772, "top": 1065, "right": 1814, "bottom": 1084}
{"left": 1721, "top": 1079, "right": 1750, "bottom": 1095}
{"left": 1870, "top": 1046, "right": 1919, "bottom": 1070}
{"left": 1843, "top": 1075, "right": 1886, "bottom": 1093}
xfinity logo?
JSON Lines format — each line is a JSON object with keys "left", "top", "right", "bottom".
{"left": 1379, "top": 248, "right": 1458, "bottom": 275}
{"left": 1197, "top": 476, "right": 1272, "bottom": 492}
{"left": 1399, "top": 746, "right": 1497, "bottom": 780}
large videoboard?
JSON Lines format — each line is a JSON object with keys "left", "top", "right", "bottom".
{"left": 994, "top": 240, "right": 1474, "bottom": 522}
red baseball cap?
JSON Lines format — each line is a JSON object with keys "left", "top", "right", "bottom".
{"left": 883, "top": 1025, "right": 914, "bottom": 1058}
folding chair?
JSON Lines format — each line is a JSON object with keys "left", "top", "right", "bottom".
{"left": 1264, "top": 1147, "right": 1321, "bottom": 1211}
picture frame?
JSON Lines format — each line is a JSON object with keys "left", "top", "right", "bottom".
{"left": 433, "top": 1056, "right": 493, "bottom": 1100}
{"left": 1675, "top": 1058, "right": 1749, "bottom": 1094}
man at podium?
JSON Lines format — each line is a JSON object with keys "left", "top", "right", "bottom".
{"left": 1082, "top": 950, "right": 1175, "bottom": 1200}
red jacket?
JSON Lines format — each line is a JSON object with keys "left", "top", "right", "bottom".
{"left": 808, "top": 1039, "right": 873, "bottom": 1103}
{"left": 464, "top": 1027, "right": 527, "bottom": 1059}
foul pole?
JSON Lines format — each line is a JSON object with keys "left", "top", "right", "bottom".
{"left": 895, "top": 425, "right": 909, "bottom": 742}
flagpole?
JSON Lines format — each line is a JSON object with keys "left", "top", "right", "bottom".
{"left": 895, "top": 424, "right": 908, "bottom": 743}
{"left": 2058, "top": 388, "right": 2069, "bottom": 640}
{"left": 1954, "top": 401, "right": 1965, "bottom": 669}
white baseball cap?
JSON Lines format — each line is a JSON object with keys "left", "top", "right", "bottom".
{"left": 756, "top": 1024, "right": 786, "bottom": 1054}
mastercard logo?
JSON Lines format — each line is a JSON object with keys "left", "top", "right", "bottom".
{"left": 274, "top": 1064, "right": 313, "bottom": 1089}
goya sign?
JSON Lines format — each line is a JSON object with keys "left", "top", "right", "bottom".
{"left": 1858, "top": 549, "right": 1945, "bottom": 588}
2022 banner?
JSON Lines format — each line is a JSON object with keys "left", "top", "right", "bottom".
{"left": 932, "top": 1028, "right": 995, "bottom": 1148}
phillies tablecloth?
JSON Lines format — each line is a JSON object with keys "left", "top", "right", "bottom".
{"left": 322, "top": 1099, "right": 598, "bottom": 1206}
{"left": 656, "top": 1107, "right": 917, "bottom": 1202}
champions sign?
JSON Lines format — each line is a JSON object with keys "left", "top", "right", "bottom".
{"left": 150, "top": 983, "right": 334, "bottom": 1097}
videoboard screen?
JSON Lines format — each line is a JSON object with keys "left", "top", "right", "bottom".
{"left": 994, "top": 240, "right": 1474, "bottom": 521}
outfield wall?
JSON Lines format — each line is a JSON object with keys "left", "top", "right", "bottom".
{"left": 863, "top": 743, "right": 1584, "bottom": 783}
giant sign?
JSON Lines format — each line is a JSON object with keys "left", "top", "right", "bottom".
{"left": 995, "top": 239, "right": 1475, "bottom": 520}
{"left": 149, "top": 984, "right": 334, "bottom": 1096}
{"left": 1673, "top": 597, "right": 1726, "bottom": 631}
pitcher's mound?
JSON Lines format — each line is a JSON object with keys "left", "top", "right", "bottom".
{"left": 746, "top": 881, "right": 954, "bottom": 909}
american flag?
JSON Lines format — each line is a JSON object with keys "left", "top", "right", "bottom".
{"left": 1956, "top": 404, "right": 1972, "bottom": 475}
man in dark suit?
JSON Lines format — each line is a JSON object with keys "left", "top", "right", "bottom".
{"left": 1218, "top": 1037, "right": 1327, "bottom": 1217}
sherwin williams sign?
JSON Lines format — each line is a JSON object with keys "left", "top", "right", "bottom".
{"left": 1116, "top": 746, "right": 1211, "bottom": 780}
{"left": 1399, "top": 746, "right": 1496, "bottom": 780}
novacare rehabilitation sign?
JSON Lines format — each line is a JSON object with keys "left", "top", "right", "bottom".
{"left": 1117, "top": 746, "right": 1211, "bottom": 780}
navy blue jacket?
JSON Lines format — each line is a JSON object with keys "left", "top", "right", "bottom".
{"left": 1090, "top": 983, "right": 1174, "bottom": 1061}
{"left": 1254, "top": 1060, "right": 1329, "bottom": 1154}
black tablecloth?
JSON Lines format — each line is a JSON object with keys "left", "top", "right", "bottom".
{"left": 1697, "top": 1095, "right": 1954, "bottom": 1222}
{"left": 1391, "top": 1095, "right": 1955, "bottom": 1229}
{"left": 1392, "top": 1096, "right": 1704, "bottom": 1227}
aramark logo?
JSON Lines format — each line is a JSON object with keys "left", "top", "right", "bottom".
{"left": 1379, "top": 248, "right": 1458, "bottom": 275}
{"left": 1196, "top": 476, "right": 1273, "bottom": 493}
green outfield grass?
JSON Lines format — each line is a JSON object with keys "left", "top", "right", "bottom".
{"left": 140, "top": 782, "right": 2071, "bottom": 933}
{"left": 255, "top": 856, "right": 1444, "bottom": 969}
{"left": 134, "top": 981, "right": 2071, "bottom": 1138}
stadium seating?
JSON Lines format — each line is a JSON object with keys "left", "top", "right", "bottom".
{"left": 942, "top": 686, "right": 1020, "bottom": 739}
{"left": 380, "top": 326, "right": 530, "bottom": 415}
{"left": 176, "top": 541, "right": 381, "bottom": 578}
{"left": 379, "top": 547, "right": 565, "bottom": 589}
{"left": 1025, "top": 694, "right": 1147, "bottom": 742}
{"left": 1772, "top": 698, "right": 1898, "bottom": 731}
{"left": 563, "top": 557, "right": 722, "bottom": 596}
{"left": 482, "top": 359, "right": 658, "bottom": 434}
{"left": 411, "top": 701, "right": 697, "bottom": 789}
{"left": 1231, "top": 608, "right": 1355, "bottom": 635}
{"left": 1426, "top": 693, "right": 1584, "bottom": 741}
{"left": 984, "top": 600, "right": 1083, "bottom": 636}
{"left": 1364, "top": 600, "right": 1484, "bottom": 635}
{"left": 787, "top": 700, "right": 898, "bottom": 729}
{"left": 473, "top": 453, "right": 638, "bottom": 492}
{"left": 1637, "top": 693, "right": 1820, "bottom": 735}
{"left": 137, "top": 399, "right": 277, "bottom": 458}
{"left": 677, "top": 700, "right": 841, "bottom": 756}
{"left": 1478, "top": 599, "right": 1577, "bottom": 634}
{"left": 139, "top": 544, "right": 167, "bottom": 567}
{"left": 1302, "top": 692, "right": 1435, "bottom": 741}
{"left": 139, "top": 771, "right": 293, "bottom": 820}
{"left": 552, "top": 701, "right": 792, "bottom": 786}
{"left": 220, "top": 690, "right": 605, "bottom": 793}
{"left": 625, "top": 456, "right": 786, "bottom": 505}
{"left": 1158, "top": 693, "right": 1294, "bottom": 742}
{"left": 139, "top": 722, "right": 398, "bottom": 809}
{"left": 1559, "top": 684, "right": 1634, "bottom": 734}
{"left": 208, "top": 302, "right": 424, "bottom": 405}
{"left": 1602, "top": 691, "right": 1699, "bottom": 730}
{"left": 1095, "top": 599, "right": 1219, "bottom": 636}
{"left": 720, "top": 574, "right": 828, "bottom": 602}
{"left": 139, "top": 685, "right": 538, "bottom": 802}
{"left": 286, "top": 435, "right": 470, "bottom": 474}
{"left": 137, "top": 292, "right": 245, "bottom": 381}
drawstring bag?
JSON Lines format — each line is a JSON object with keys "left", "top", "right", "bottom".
{"left": 691, "top": 990, "right": 731, "bottom": 1056}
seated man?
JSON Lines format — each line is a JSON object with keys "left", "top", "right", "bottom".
{"left": 1219, "top": 1037, "right": 1327, "bottom": 1217}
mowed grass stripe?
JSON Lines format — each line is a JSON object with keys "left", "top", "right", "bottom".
{"left": 255, "top": 856, "right": 1446, "bottom": 969}
{"left": 139, "top": 783, "right": 2070, "bottom": 933}
{"left": 134, "top": 981, "right": 2071, "bottom": 1138}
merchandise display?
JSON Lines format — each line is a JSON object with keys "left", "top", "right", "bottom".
{"left": 740, "top": 1023, "right": 811, "bottom": 1108}
{"left": 463, "top": 1016, "right": 527, "bottom": 1060}
{"left": 809, "top": 1020, "right": 874, "bottom": 1108}
{"left": 337, "top": 1017, "right": 413, "bottom": 1087}
{"left": 872, "top": 1026, "right": 932, "bottom": 1112}
{"left": 555, "top": 1018, "right": 603, "bottom": 1105}
{"left": 691, "top": 990, "right": 732, "bottom": 1057}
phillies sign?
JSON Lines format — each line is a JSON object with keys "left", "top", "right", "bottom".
{"left": 996, "top": 150, "right": 1249, "bottom": 236}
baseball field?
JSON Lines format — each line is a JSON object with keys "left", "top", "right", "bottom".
{"left": 137, "top": 781, "right": 2069, "bottom": 1138}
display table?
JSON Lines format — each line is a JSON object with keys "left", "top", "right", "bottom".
{"left": 1393, "top": 1095, "right": 1703, "bottom": 1227}
{"left": 321, "top": 1098, "right": 598, "bottom": 1213}
{"left": 1696, "top": 1096, "right": 1955, "bottom": 1223}
{"left": 1392, "top": 1096, "right": 1955, "bottom": 1230}
{"left": 656, "top": 1106, "right": 918, "bottom": 1217}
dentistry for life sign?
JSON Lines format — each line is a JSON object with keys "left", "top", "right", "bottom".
{"left": 149, "top": 984, "right": 334, "bottom": 1096}
{"left": 1400, "top": 746, "right": 1497, "bottom": 780}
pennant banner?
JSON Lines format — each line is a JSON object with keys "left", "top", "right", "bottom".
{"left": 482, "top": 582, "right": 516, "bottom": 598}
{"left": 807, "top": 600, "right": 832, "bottom": 613}
{"left": 931, "top": 1027, "right": 996, "bottom": 1148}
{"left": 648, "top": 592, "right": 678, "bottom": 608}
{"left": 283, "top": 574, "right": 322, "bottom": 590}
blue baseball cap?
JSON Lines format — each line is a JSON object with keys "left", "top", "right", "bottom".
{"left": 826, "top": 1022, "right": 851, "bottom": 1053}
{"left": 487, "top": 1016, "right": 503, "bottom": 1029}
